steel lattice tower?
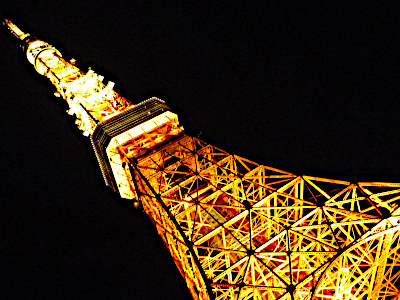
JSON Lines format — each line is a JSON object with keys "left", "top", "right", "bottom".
{"left": 4, "top": 19, "right": 400, "bottom": 300}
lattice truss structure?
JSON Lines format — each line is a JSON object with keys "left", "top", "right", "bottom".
{"left": 126, "top": 135, "right": 400, "bottom": 300}
{"left": 5, "top": 19, "right": 400, "bottom": 300}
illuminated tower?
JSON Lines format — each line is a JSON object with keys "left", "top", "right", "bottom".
{"left": 4, "top": 19, "right": 400, "bottom": 300}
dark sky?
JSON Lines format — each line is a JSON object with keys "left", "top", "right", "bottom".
{"left": 1, "top": 2, "right": 399, "bottom": 299}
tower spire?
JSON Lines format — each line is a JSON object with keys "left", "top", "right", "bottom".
{"left": 3, "top": 18, "right": 30, "bottom": 40}
{"left": 3, "top": 18, "right": 132, "bottom": 136}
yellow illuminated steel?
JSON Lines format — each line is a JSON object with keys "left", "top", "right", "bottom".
{"left": 5, "top": 18, "right": 400, "bottom": 300}
{"left": 129, "top": 137, "right": 400, "bottom": 299}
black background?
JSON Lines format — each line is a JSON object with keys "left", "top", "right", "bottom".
{"left": 1, "top": 2, "right": 399, "bottom": 299}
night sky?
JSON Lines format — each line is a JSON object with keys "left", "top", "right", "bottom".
{"left": 1, "top": 2, "right": 399, "bottom": 299}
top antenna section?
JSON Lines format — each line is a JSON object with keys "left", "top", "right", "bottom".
{"left": 3, "top": 18, "right": 30, "bottom": 41}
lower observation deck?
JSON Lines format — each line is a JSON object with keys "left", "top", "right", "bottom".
{"left": 91, "top": 97, "right": 183, "bottom": 198}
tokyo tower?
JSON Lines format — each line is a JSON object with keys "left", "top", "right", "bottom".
{"left": 4, "top": 18, "right": 400, "bottom": 300}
